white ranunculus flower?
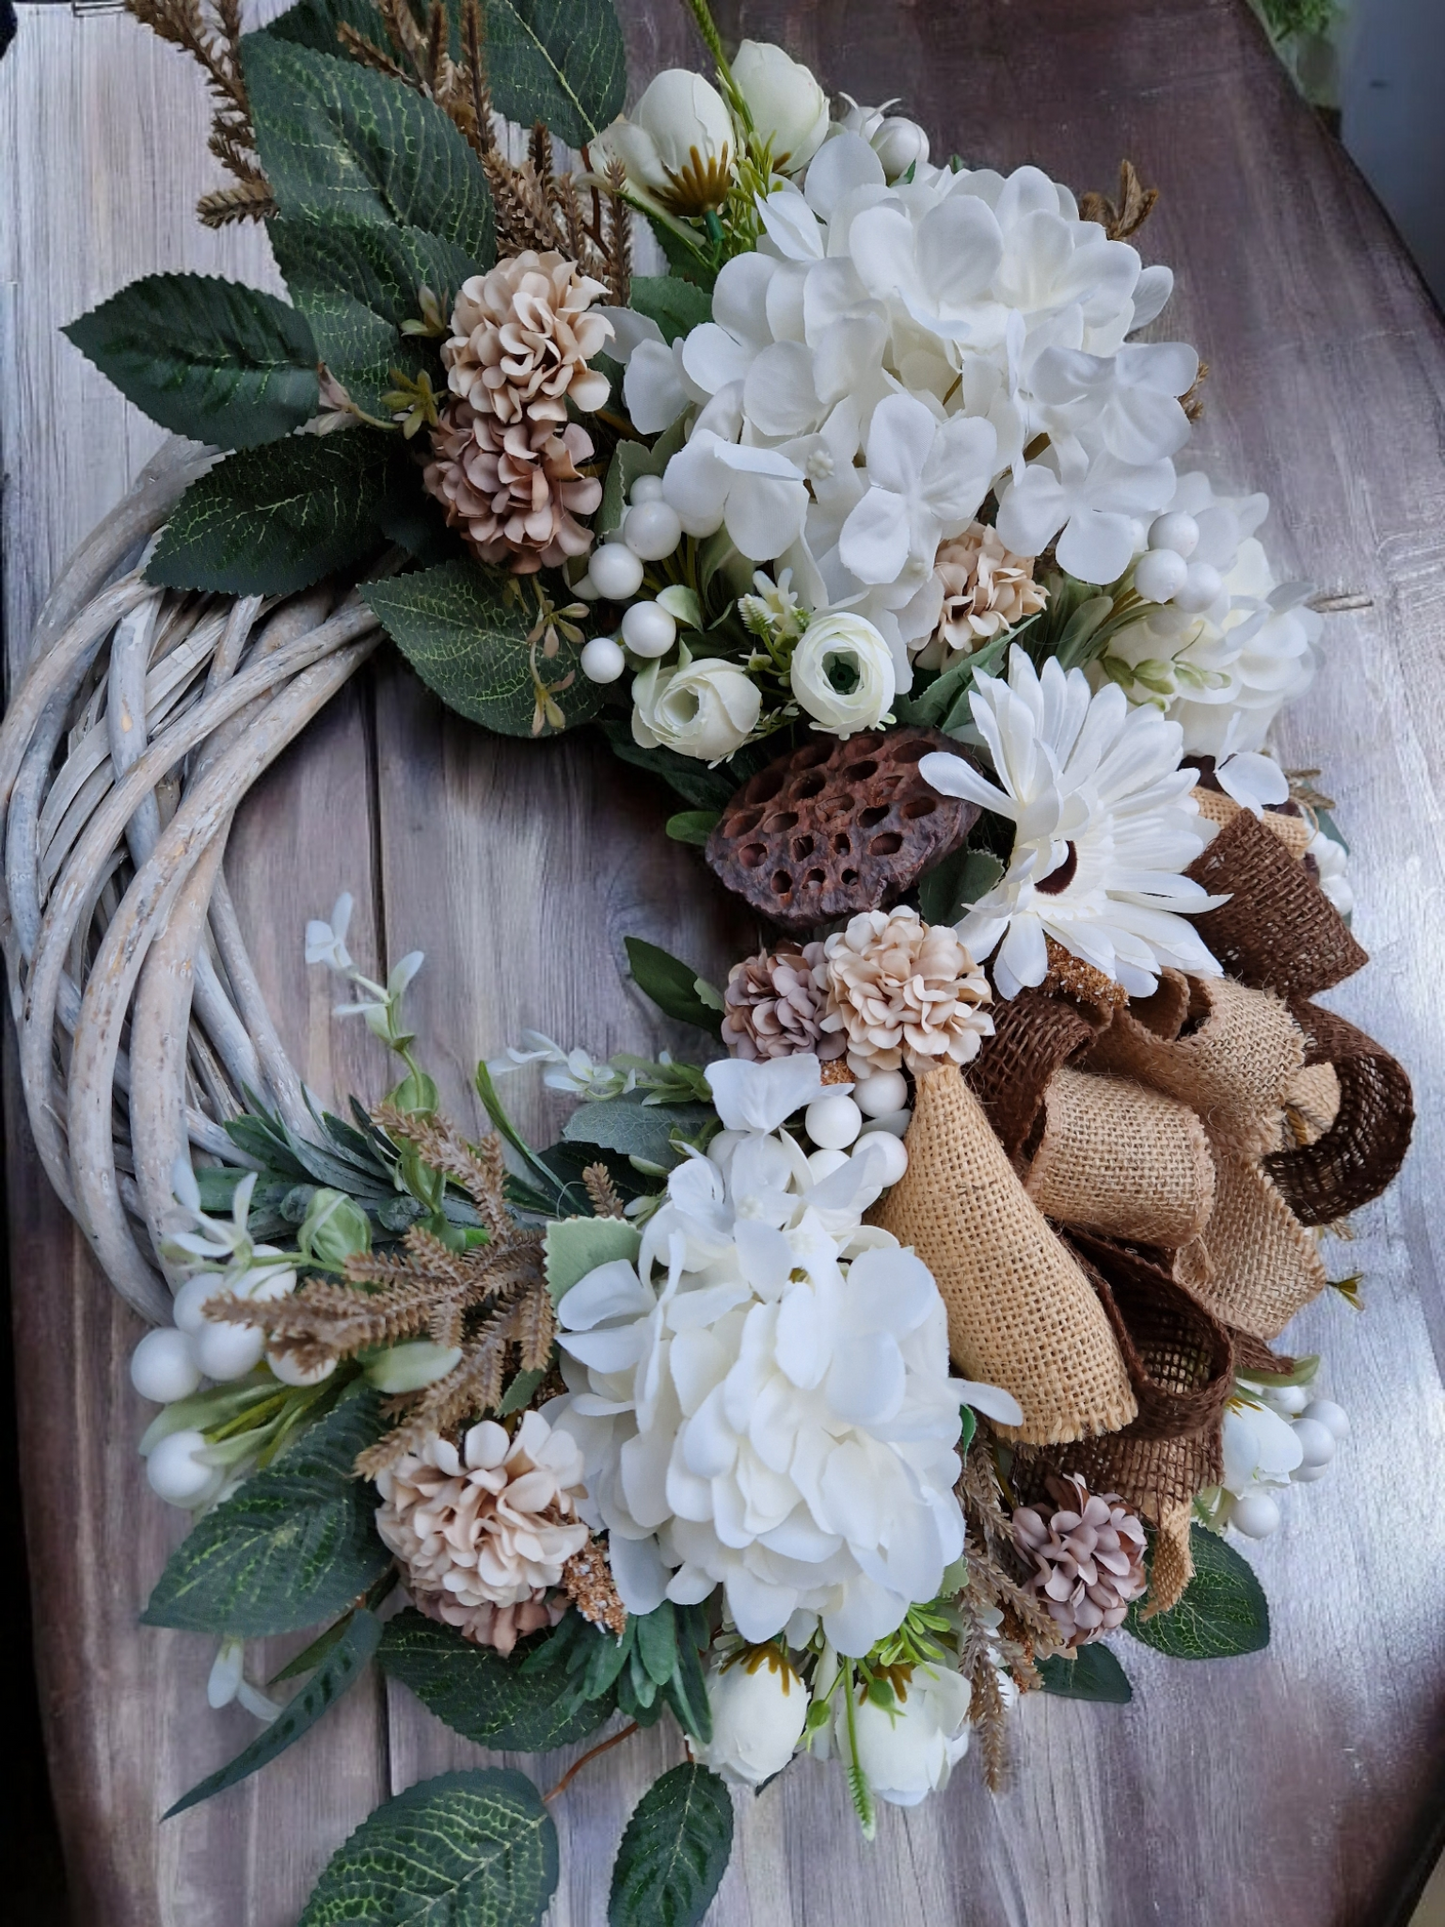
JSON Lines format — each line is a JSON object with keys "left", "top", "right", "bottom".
{"left": 845, "top": 1660, "right": 972, "bottom": 1806}
{"left": 733, "top": 41, "right": 830, "bottom": 173}
{"left": 1221, "top": 1397, "right": 1304, "bottom": 1496}
{"left": 920, "top": 646, "right": 1224, "bottom": 998}
{"left": 591, "top": 70, "right": 735, "bottom": 218}
{"left": 549, "top": 1055, "right": 969, "bottom": 1657}
{"left": 790, "top": 613, "right": 896, "bottom": 736}
{"left": 693, "top": 1649, "right": 810, "bottom": 1784}
{"left": 632, "top": 647, "right": 761, "bottom": 762}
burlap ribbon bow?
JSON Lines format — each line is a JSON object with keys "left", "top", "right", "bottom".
{"left": 874, "top": 802, "right": 1413, "bottom": 1607}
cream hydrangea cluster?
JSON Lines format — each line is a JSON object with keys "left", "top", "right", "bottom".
{"left": 549, "top": 1055, "right": 1016, "bottom": 1656}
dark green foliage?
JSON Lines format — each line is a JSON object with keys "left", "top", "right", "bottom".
{"left": 608, "top": 1765, "right": 734, "bottom": 1927}
{"left": 63, "top": 274, "right": 319, "bottom": 448}
{"left": 378, "top": 1610, "right": 612, "bottom": 1751}
{"left": 1125, "top": 1525, "right": 1270, "bottom": 1659}
{"left": 623, "top": 937, "right": 724, "bottom": 1038}
{"left": 1036, "top": 1641, "right": 1134, "bottom": 1703}
{"left": 484, "top": 0, "right": 627, "bottom": 147}
{"left": 628, "top": 275, "right": 713, "bottom": 345}
{"left": 529, "top": 1601, "right": 712, "bottom": 1743}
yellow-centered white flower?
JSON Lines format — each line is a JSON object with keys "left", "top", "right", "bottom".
{"left": 591, "top": 70, "right": 735, "bottom": 218}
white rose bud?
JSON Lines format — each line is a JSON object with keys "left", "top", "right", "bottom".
{"left": 732, "top": 41, "right": 830, "bottom": 174}
{"left": 591, "top": 70, "right": 735, "bottom": 218}
{"left": 869, "top": 115, "right": 930, "bottom": 182}
{"left": 692, "top": 1649, "right": 810, "bottom": 1785}
{"left": 790, "top": 613, "right": 896, "bottom": 737}
{"left": 845, "top": 1662, "right": 972, "bottom": 1807}
{"left": 632, "top": 647, "right": 761, "bottom": 762}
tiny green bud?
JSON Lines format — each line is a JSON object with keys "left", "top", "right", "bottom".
{"left": 364, "top": 1339, "right": 463, "bottom": 1394}
{"left": 298, "top": 1189, "right": 371, "bottom": 1269}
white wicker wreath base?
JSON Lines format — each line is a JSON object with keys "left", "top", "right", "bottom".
{"left": 0, "top": 445, "right": 382, "bottom": 1323}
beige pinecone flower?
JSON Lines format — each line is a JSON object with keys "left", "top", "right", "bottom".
{"left": 1011, "top": 1473, "right": 1148, "bottom": 1645}
{"left": 442, "top": 251, "right": 613, "bottom": 428}
{"left": 722, "top": 943, "right": 847, "bottom": 1063}
{"left": 424, "top": 397, "right": 603, "bottom": 574}
{"left": 914, "top": 523, "right": 1047, "bottom": 670}
{"left": 375, "top": 1410, "right": 590, "bottom": 1655}
{"left": 816, "top": 906, "right": 993, "bottom": 1078}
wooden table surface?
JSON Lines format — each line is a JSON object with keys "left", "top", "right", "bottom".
{"left": 4, "top": 1, "right": 1444, "bottom": 1922}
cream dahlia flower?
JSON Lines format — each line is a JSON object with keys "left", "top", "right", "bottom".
{"left": 375, "top": 1412, "right": 590, "bottom": 1655}
{"left": 920, "top": 646, "right": 1224, "bottom": 999}
{"left": 548, "top": 1054, "right": 974, "bottom": 1658}
{"left": 443, "top": 251, "right": 612, "bottom": 427}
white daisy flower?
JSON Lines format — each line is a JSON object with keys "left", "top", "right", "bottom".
{"left": 919, "top": 646, "right": 1225, "bottom": 998}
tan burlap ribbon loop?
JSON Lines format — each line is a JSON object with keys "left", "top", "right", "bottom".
{"left": 1267, "top": 1001, "right": 1415, "bottom": 1226}
{"left": 963, "top": 986, "right": 1105, "bottom": 1165}
{"left": 1066, "top": 1230, "right": 1234, "bottom": 1442}
{"left": 870, "top": 1067, "right": 1137, "bottom": 1446}
{"left": 1185, "top": 805, "right": 1367, "bottom": 999}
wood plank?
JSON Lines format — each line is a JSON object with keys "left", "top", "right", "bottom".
{"left": 3, "top": 0, "right": 1444, "bottom": 1921}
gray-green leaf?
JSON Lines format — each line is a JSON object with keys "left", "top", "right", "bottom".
{"left": 142, "top": 1387, "right": 390, "bottom": 1636}
{"left": 363, "top": 560, "right": 601, "bottom": 737}
{"left": 146, "top": 429, "right": 398, "bottom": 596}
{"left": 377, "top": 1610, "right": 611, "bottom": 1750}
{"left": 1036, "top": 1641, "right": 1133, "bottom": 1703}
{"left": 544, "top": 1216, "right": 642, "bottom": 1304}
{"left": 270, "top": 217, "right": 478, "bottom": 416}
{"left": 485, "top": 0, "right": 626, "bottom": 148}
{"left": 1124, "top": 1525, "right": 1270, "bottom": 1660}
{"left": 917, "top": 847, "right": 1004, "bottom": 925}
{"left": 164, "top": 1608, "right": 382, "bottom": 1818}
{"left": 562, "top": 1090, "right": 715, "bottom": 1164}
{"left": 244, "top": 38, "right": 494, "bottom": 262}
{"left": 628, "top": 275, "right": 713, "bottom": 346}
{"left": 63, "top": 273, "right": 319, "bottom": 449}
{"left": 624, "top": 936, "right": 724, "bottom": 1038}
{"left": 608, "top": 1764, "right": 734, "bottom": 1927}
{"left": 299, "top": 1768, "right": 558, "bottom": 1926}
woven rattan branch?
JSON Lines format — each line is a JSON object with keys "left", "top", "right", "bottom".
{"left": 0, "top": 443, "right": 381, "bottom": 1323}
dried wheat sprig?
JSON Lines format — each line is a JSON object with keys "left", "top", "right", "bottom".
{"left": 460, "top": 0, "right": 496, "bottom": 156}
{"left": 336, "top": 22, "right": 411, "bottom": 81}
{"left": 1079, "top": 158, "right": 1159, "bottom": 241}
{"left": 126, "top": 0, "right": 275, "bottom": 222}
{"left": 198, "top": 179, "right": 278, "bottom": 228}
{"left": 600, "top": 159, "right": 633, "bottom": 307}
{"left": 582, "top": 1163, "right": 626, "bottom": 1219}
{"left": 370, "top": 1102, "right": 511, "bottom": 1234}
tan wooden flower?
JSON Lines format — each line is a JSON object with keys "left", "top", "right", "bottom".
{"left": 375, "top": 1410, "right": 590, "bottom": 1654}
{"left": 816, "top": 906, "right": 993, "bottom": 1077}
{"left": 722, "top": 942, "right": 848, "bottom": 1063}
{"left": 442, "top": 251, "right": 613, "bottom": 428}
{"left": 914, "top": 523, "right": 1047, "bottom": 670}
{"left": 423, "top": 398, "right": 603, "bottom": 574}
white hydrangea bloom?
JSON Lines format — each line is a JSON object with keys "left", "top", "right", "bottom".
{"left": 548, "top": 1056, "right": 976, "bottom": 1657}
{"left": 920, "top": 647, "right": 1224, "bottom": 998}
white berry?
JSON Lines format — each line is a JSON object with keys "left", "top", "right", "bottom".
{"left": 173, "top": 1273, "right": 223, "bottom": 1335}
{"left": 242, "top": 1251, "right": 297, "bottom": 1302}
{"left": 623, "top": 499, "right": 684, "bottom": 561}
{"left": 1261, "top": 1383, "right": 1309, "bottom": 1415}
{"left": 1301, "top": 1397, "right": 1349, "bottom": 1439}
{"left": 806, "top": 1147, "right": 850, "bottom": 1182}
{"left": 621, "top": 600, "right": 677, "bottom": 659}
{"left": 1173, "top": 560, "right": 1224, "bottom": 613}
{"left": 580, "top": 636, "right": 627, "bottom": 684}
{"left": 1133, "top": 546, "right": 1189, "bottom": 604}
{"left": 146, "top": 1429, "right": 214, "bottom": 1506}
{"left": 130, "top": 1327, "right": 203, "bottom": 1404}
{"left": 856, "top": 1130, "right": 909, "bottom": 1186}
{"left": 1291, "top": 1416, "right": 1336, "bottom": 1467}
{"left": 573, "top": 571, "right": 600, "bottom": 602}
{"left": 630, "top": 474, "right": 666, "bottom": 505}
{"left": 805, "top": 1094, "right": 863, "bottom": 1150}
{"left": 588, "top": 542, "right": 645, "bottom": 601}
{"left": 1230, "top": 1491, "right": 1281, "bottom": 1539}
{"left": 854, "top": 1068, "right": 909, "bottom": 1117}
{"left": 1148, "top": 511, "right": 1200, "bottom": 558}
{"left": 1290, "top": 1459, "right": 1331, "bottom": 1484}
{"left": 267, "top": 1349, "right": 338, "bottom": 1389}
{"left": 193, "top": 1319, "right": 267, "bottom": 1383}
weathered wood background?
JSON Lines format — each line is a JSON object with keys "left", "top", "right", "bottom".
{"left": 3, "top": 1, "right": 1444, "bottom": 1921}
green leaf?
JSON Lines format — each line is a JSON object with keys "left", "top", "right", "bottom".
{"left": 64, "top": 274, "right": 319, "bottom": 449}
{"left": 378, "top": 1611, "right": 611, "bottom": 1749}
{"left": 259, "top": 0, "right": 387, "bottom": 54}
{"left": 143, "top": 1388, "right": 390, "bottom": 1636}
{"left": 244, "top": 39, "right": 493, "bottom": 263}
{"left": 628, "top": 275, "right": 712, "bottom": 346}
{"left": 647, "top": 214, "right": 719, "bottom": 293}
{"left": 665, "top": 810, "right": 719, "bottom": 846}
{"left": 298, "top": 1768, "right": 558, "bottom": 1927}
{"left": 363, "top": 560, "right": 601, "bottom": 737}
{"left": 496, "top": 1365, "right": 548, "bottom": 1416}
{"left": 599, "top": 720, "right": 764, "bottom": 811}
{"left": 146, "top": 429, "right": 397, "bottom": 595}
{"left": 1125, "top": 1525, "right": 1270, "bottom": 1660}
{"left": 270, "top": 217, "right": 478, "bottom": 416}
{"left": 1036, "top": 1642, "right": 1133, "bottom": 1703}
{"left": 544, "top": 1215, "right": 642, "bottom": 1303}
{"left": 917, "top": 847, "right": 1004, "bottom": 925}
{"left": 562, "top": 1090, "right": 715, "bottom": 1165}
{"left": 485, "top": 0, "right": 627, "bottom": 148}
{"left": 608, "top": 1765, "right": 734, "bottom": 1927}
{"left": 624, "top": 937, "right": 724, "bottom": 1038}
{"left": 165, "top": 1609, "right": 382, "bottom": 1818}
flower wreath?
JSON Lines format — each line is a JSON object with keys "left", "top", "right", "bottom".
{"left": 11, "top": 0, "right": 1413, "bottom": 1917}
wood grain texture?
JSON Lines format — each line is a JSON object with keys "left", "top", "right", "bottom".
{"left": 4, "top": 1, "right": 1445, "bottom": 1923}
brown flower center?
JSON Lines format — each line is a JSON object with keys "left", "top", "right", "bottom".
{"left": 1035, "top": 842, "right": 1079, "bottom": 896}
